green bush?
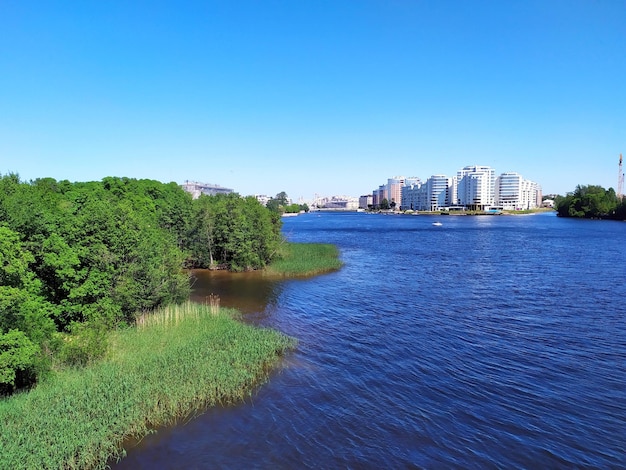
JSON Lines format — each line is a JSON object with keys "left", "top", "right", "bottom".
{"left": 0, "top": 329, "right": 39, "bottom": 394}
{"left": 56, "top": 322, "right": 108, "bottom": 367}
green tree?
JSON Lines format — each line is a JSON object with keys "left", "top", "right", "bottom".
{"left": 379, "top": 198, "right": 390, "bottom": 210}
{"left": 0, "top": 329, "right": 39, "bottom": 394}
{"left": 274, "top": 191, "right": 289, "bottom": 206}
{"left": 556, "top": 185, "right": 619, "bottom": 219}
{"left": 266, "top": 191, "right": 290, "bottom": 214}
{"left": 0, "top": 174, "right": 288, "bottom": 394}
{"left": 188, "top": 193, "right": 282, "bottom": 271}
{"left": 0, "top": 226, "right": 56, "bottom": 343}
{"left": 284, "top": 203, "right": 301, "bottom": 213}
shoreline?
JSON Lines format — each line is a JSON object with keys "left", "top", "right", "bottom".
{"left": 365, "top": 208, "right": 554, "bottom": 216}
{"left": 0, "top": 303, "right": 295, "bottom": 470}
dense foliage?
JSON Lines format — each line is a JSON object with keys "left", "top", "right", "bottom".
{"left": 0, "top": 175, "right": 283, "bottom": 393}
{"left": 189, "top": 193, "right": 282, "bottom": 271}
{"left": 555, "top": 184, "right": 626, "bottom": 219}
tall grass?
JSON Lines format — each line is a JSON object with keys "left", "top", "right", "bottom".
{"left": 0, "top": 302, "right": 295, "bottom": 470}
{"left": 267, "top": 242, "right": 342, "bottom": 277}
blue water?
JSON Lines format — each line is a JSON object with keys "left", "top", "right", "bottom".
{"left": 116, "top": 212, "right": 626, "bottom": 469}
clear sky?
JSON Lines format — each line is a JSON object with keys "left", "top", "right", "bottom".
{"left": 1, "top": 1, "right": 625, "bottom": 201}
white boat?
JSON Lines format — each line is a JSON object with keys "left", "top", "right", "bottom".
{"left": 432, "top": 222, "right": 443, "bottom": 226}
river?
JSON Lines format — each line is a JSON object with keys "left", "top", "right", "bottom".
{"left": 114, "top": 212, "right": 626, "bottom": 469}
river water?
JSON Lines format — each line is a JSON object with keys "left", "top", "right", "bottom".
{"left": 115, "top": 212, "right": 626, "bottom": 469}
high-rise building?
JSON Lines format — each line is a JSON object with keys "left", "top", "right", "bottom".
{"left": 456, "top": 166, "right": 495, "bottom": 210}
{"left": 372, "top": 168, "right": 540, "bottom": 212}
{"left": 359, "top": 194, "right": 373, "bottom": 209}
{"left": 401, "top": 182, "right": 421, "bottom": 210}
{"left": 425, "top": 175, "right": 450, "bottom": 211}
{"left": 373, "top": 184, "right": 388, "bottom": 208}
{"left": 387, "top": 177, "right": 405, "bottom": 208}
{"left": 494, "top": 172, "right": 540, "bottom": 210}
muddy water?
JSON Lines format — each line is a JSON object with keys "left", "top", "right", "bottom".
{"left": 189, "top": 269, "right": 284, "bottom": 317}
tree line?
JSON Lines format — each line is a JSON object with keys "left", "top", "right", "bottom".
{"left": 0, "top": 175, "right": 285, "bottom": 394}
{"left": 266, "top": 191, "right": 309, "bottom": 214}
{"left": 555, "top": 184, "right": 626, "bottom": 220}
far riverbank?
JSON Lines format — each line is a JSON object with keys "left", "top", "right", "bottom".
{"left": 364, "top": 207, "right": 555, "bottom": 216}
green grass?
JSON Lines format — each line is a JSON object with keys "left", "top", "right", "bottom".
{"left": 266, "top": 242, "right": 342, "bottom": 277}
{"left": 0, "top": 302, "right": 295, "bottom": 470}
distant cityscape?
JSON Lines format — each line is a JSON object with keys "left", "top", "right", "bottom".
{"left": 181, "top": 165, "right": 543, "bottom": 212}
{"left": 367, "top": 165, "right": 542, "bottom": 212}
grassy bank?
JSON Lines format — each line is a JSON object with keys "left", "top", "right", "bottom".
{"left": 0, "top": 302, "right": 295, "bottom": 470}
{"left": 266, "top": 242, "right": 342, "bottom": 277}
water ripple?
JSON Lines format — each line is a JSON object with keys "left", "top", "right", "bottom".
{"left": 116, "top": 213, "right": 626, "bottom": 469}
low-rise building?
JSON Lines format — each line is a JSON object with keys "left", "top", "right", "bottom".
{"left": 316, "top": 196, "right": 359, "bottom": 210}
{"left": 255, "top": 195, "right": 271, "bottom": 206}
{"left": 181, "top": 181, "right": 234, "bottom": 199}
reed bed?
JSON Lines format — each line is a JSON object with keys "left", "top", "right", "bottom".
{"left": 266, "top": 242, "right": 342, "bottom": 277}
{"left": 0, "top": 302, "right": 295, "bottom": 470}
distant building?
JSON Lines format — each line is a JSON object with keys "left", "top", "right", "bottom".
{"left": 316, "top": 196, "right": 359, "bottom": 210}
{"left": 374, "top": 168, "right": 541, "bottom": 212}
{"left": 181, "top": 181, "right": 234, "bottom": 199}
{"left": 401, "top": 182, "right": 421, "bottom": 210}
{"left": 401, "top": 175, "right": 451, "bottom": 211}
{"left": 359, "top": 194, "right": 373, "bottom": 209}
{"left": 387, "top": 177, "right": 405, "bottom": 209}
{"left": 371, "top": 176, "right": 422, "bottom": 210}
{"left": 376, "top": 185, "right": 388, "bottom": 206}
{"left": 494, "top": 173, "right": 540, "bottom": 210}
{"left": 255, "top": 195, "right": 271, "bottom": 206}
{"left": 425, "top": 175, "right": 451, "bottom": 211}
{"left": 456, "top": 165, "right": 496, "bottom": 210}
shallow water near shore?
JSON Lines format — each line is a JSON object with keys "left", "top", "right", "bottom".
{"left": 115, "top": 212, "right": 626, "bottom": 469}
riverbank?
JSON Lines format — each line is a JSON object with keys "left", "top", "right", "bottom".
{"left": 0, "top": 302, "right": 295, "bottom": 470}
{"left": 367, "top": 207, "right": 554, "bottom": 216}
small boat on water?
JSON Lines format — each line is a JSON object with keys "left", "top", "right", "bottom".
{"left": 432, "top": 222, "right": 443, "bottom": 226}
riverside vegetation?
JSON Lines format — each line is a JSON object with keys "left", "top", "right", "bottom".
{"left": 0, "top": 175, "right": 339, "bottom": 468}
{"left": 266, "top": 242, "right": 342, "bottom": 277}
{"left": 0, "top": 302, "right": 295, "bottom": 469}
{"left": 555, "top": 184, "right": 626, "bottom": 219}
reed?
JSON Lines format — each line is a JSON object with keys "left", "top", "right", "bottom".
{"left": 266, "top": 242, "right": 342, "bottom": 277}
{"left": 0, "top": 302, "right": 295, "bottom": 470}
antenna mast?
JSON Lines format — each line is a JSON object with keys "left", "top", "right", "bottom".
{"left": 619, "top": 154, "right": 624, "bottom": 200}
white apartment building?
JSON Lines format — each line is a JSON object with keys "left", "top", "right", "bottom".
{"left": 255, "top": 194, "right": 271, "bottom": 206}
{"left": 456, "top": 166, "right": 496, "bottom": 210}
{"left": 494, "top": 173, "right": 540, "bottom": 210}
{"left": 401, "top": 182, "right": 422, "bottom": 210}
{"left": 377, "top": 167, "right": 540, "bottom": 212}
{"left": 401, "top": 175, "right": 451, "bottom": 211}
{"left": 426, "top": 175, "right": 450, "bottom": 211}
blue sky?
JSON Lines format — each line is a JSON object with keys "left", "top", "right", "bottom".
{"left": 1, "top": 1, "right": 625, "bottom": 201}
